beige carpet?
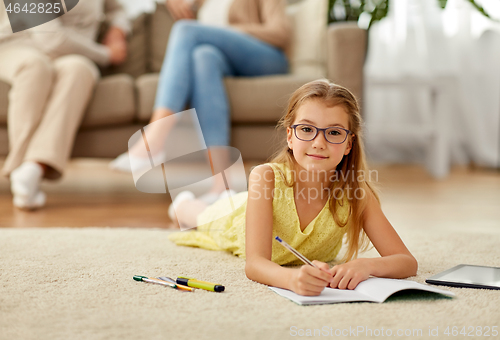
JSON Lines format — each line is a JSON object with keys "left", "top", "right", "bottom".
{"left": 1, "top": 227, "right": 499, "bottom": 340}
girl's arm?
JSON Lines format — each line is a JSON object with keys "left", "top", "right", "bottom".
{"left": 245, "top": 165, "right": 332, "bottom": 296}
{"left": 330, "top": 189, "right": 418, "bottom": 290}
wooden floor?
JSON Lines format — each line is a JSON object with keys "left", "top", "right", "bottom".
{"left": 1, "top": 158, "right": 499, "bottom": 231}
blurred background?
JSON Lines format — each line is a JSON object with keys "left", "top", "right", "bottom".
{"left": 116, "top": 0, "right": 500, "bottom": 179}
{"left": 358, "top": 0, "right": 500, "bottom": 178}
{"left": 1, "top": 0, "right": 499, "bottom": 228}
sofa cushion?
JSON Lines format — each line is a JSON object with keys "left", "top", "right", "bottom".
{"left": 232, "top": 125, "right": 286, "bottom": 160}
{"left": 100, "top": 13, "right": 149, "bottom": 79}
{"left": 80, "top": 74, "right": 136, "bottom": 129}
{"left": 226, "top": 75, "right": 317, "bottom": 123}
{"left": 72, "top": 125, "right": 142, "bottom": 158}
{"left": 135, "top": 73, "right": 316, "bottom": 124}
{"left": 0, "top": 128, "right": 7, "bottom": 155}
{"left": 0, "top": 76, "right": 135, "bottom": 129}
{"left": 149, "top": 4, "right": 175, "bottom": 73}
{"left": 135, "top": 73, "right": 159, "bottom": 123}
{"left": 286, "top": 0, "right": 328, "bottom": 77}
{"left": 0, "top": 80, "right": 9, "bottom": 125}
{"left": 66, "top": 124, "right": 285, "bottom": 161}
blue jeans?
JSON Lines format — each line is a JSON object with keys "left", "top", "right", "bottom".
{"left": 154, "top": 20, "right": 289, "bottom": 147}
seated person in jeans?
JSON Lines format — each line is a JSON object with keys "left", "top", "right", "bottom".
{"left": 0, "top": 0, "right": 130, "bottom": 209}
{"left": 110, "top": 0, "right": 291, "bottom": 201}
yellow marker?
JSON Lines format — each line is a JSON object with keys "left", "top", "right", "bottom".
{"left": 176, "top": 277, "right": 225, "bottom": 292}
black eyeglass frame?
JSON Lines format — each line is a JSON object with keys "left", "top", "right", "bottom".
{"left": 290, "top": 124, "right": 353, "bottom": 145}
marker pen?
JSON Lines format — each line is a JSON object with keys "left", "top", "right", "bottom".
{"left": 176, "top": 277, "right": 225, "bottom": 292}
{"left": 134, "top": 275, "right": 177, "bottom": 289}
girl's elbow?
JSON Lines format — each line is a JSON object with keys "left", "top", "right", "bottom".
{"left": 408, "top": 256, "right": 418, "bottom": 276}
{"left": 245, "top": 261, "right": 256, "bottom": 281}
{"left": 245, "top": 257, "right": 268, "bottom": 282}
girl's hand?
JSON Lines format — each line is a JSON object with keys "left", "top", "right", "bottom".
{"left": 289, "top": 261, "right": 332, "bottom": 296}
{"left": 329, "top": 259, "right": 371, "bottom": 290}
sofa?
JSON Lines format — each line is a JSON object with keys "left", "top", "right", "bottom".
{"left": 0, "top": 1, "right": 367, "bottom": 162}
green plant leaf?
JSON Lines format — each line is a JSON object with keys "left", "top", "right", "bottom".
{"left": 327, "top": 0, "right": 497, "bottom": 27}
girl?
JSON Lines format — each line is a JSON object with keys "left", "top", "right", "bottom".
{"left": 169, "top": 79, "right": 418, "bottom": 296}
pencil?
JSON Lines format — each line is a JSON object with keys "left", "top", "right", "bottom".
{"left": 274, "top": 236, "right": 319, "bottom": 268}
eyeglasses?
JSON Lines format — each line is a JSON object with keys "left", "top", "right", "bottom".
{"left": 291, "top": 124, "right": 352, "bottom": 144}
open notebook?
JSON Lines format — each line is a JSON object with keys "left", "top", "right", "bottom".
{"left": 269, "top": 277, "right": 455, "bottom": 305}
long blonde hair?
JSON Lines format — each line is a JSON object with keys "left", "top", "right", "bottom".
{"left": 269, "top": 79, "right": 379, "bottom": 262}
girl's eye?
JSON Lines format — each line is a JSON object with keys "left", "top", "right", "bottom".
{"left": 328, "top": 129, "right": 341, "bottom": 136}
{"left": 301, "top": 127, "right": 313, "bottom": 133}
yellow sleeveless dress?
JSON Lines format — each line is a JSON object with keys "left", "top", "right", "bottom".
{"left": 168, "top": 163, "right": 350, "bottom": 265}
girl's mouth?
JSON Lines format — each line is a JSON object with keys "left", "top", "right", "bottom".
{"left": 307, "top": 154, "right": 328, "bottom": 160}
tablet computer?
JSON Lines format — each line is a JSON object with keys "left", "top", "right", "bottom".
{"left": 426, "top": 264, "right": 500, "bottom": 290}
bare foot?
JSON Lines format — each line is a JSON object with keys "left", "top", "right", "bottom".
{"left": 129, "top": 108, "right": 176, "bottom": 157}
{"left": 175, "top": 198, "right": 208, "bottom": 228}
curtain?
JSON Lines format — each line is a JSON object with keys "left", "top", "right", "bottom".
{"left": 364, "top": 0, "right": 500, "bottom": 169}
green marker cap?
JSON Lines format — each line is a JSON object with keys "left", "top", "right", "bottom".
{"left": 133, "top": 275, "right": 147, "bottom": 281}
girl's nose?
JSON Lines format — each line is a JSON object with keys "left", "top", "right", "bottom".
{"left": 311, "top": 131, "right": 328, "bottom": 148}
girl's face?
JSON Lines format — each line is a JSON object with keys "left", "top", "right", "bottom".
{"left": 287, "top": 99, "right": 352, "bottom": 173}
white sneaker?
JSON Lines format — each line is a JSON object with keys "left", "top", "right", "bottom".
{"left": 109, "top": 152, "right": 167, "bottom": 173}
{"left": 218, "top": 189, "right": 236, "bottom": 200}
{"left": 168, "top": 191, "right": 195, "bottom": 221}
{"left": 10, "top": 161, "right": 46, "bottom": 210}
{"left": 13, "top": 191, "right": 46, "bottom": 210}
{"left": 198, "top": 192, "right": 219, "bottom": 205}
{"left": 109, "top": 152, "right": 132, "bottom": 172}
